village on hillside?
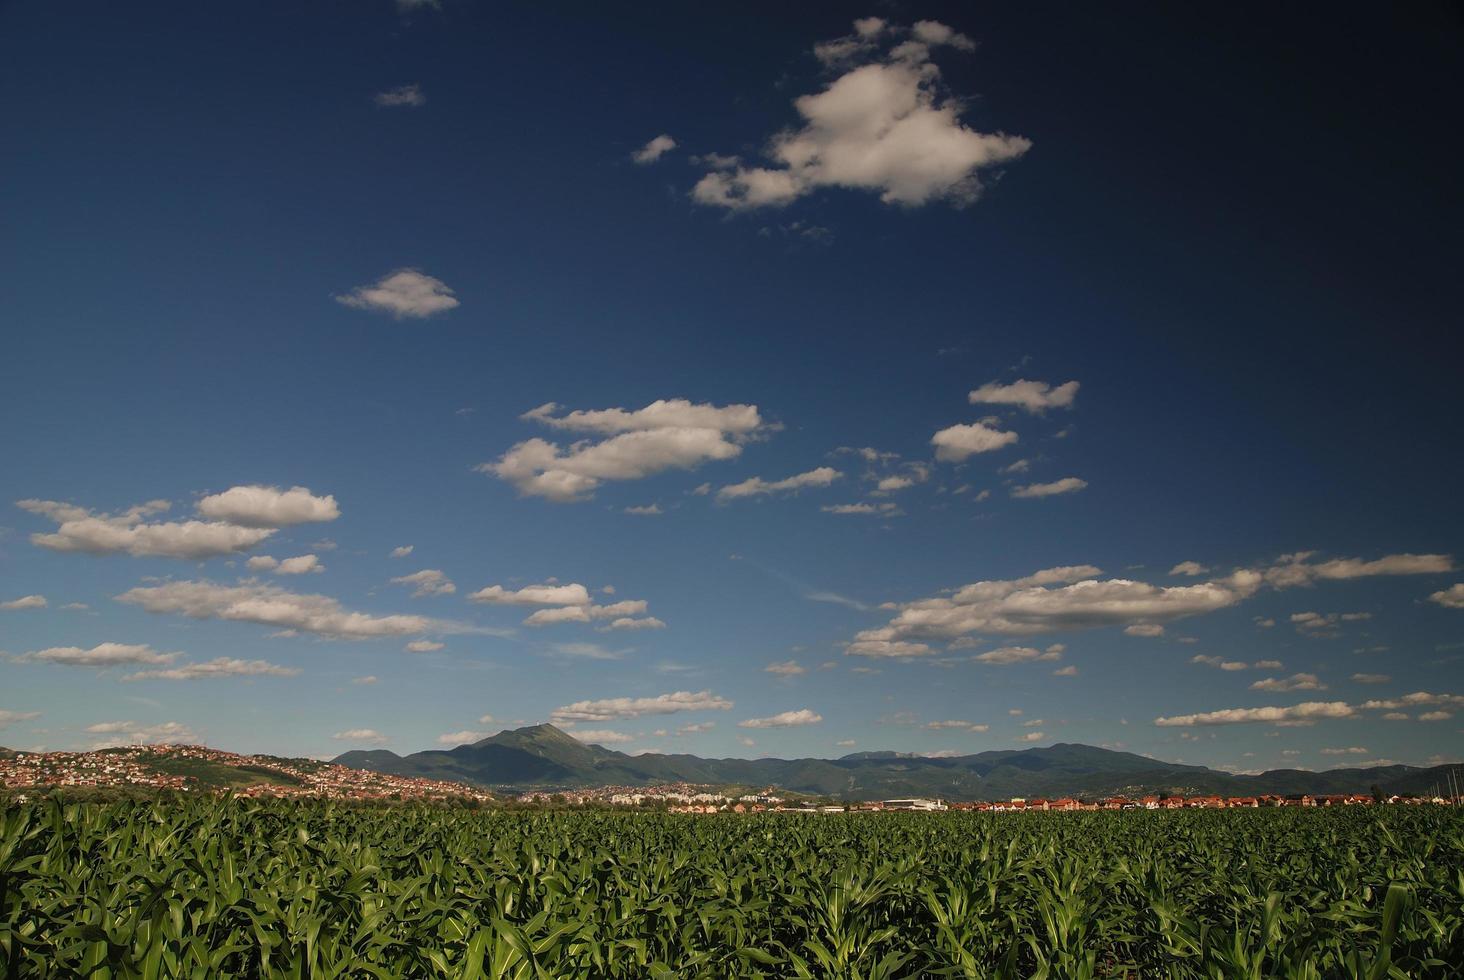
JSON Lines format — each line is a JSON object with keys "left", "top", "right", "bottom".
{"left": 0, "top": 744, "right": 494, "bottom": 803}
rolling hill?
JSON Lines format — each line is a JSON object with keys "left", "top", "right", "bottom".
{"left": 333, "top": 724, "right": 1457, "bottom": 801}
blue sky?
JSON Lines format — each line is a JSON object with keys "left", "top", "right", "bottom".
{"left": 2, "top": 1, "right": 1461, "bottom": 773}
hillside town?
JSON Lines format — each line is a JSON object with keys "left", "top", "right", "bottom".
{"left": 0, "top": 744, "right": 495, "bottom": 803}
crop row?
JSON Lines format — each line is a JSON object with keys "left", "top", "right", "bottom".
{"left": 2, "top": 798, "right": 1461, "bottom": 977}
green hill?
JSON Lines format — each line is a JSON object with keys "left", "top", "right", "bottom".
{"left": 331, "top": 725, "right": 1456, "bottom": 801}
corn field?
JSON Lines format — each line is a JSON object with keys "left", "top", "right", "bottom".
{"left": 2, "top": 798, "right": 1461, "bottom": 977}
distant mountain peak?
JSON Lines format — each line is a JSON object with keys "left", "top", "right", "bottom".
{"left": 329, "top": 737, "right": 1437, "bottom": 802}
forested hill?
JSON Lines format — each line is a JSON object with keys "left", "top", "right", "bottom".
{"left": 333, "top": 724, "right": 1450, "bottom": 801}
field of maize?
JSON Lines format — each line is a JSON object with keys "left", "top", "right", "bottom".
{"left": 2, "top": 798, "right": 1461, "bottom": 978}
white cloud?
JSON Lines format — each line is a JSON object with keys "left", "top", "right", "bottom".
{"left": 845, "top": 633, "right": 933, "bottom": 658}
{"left": 631, "top": 134, "right": 677, "bottom": 164}
{"left": 1430, "top": 583, "right": 1464, "bottom": 609}
{"left": 17, "top": 642, "right": 178, "bottom": 667}
{"left": 275, "top": 554, "right": 323, "bottom": 575}
{"left": 1351, "top": 673, "right": 1391, "bottom": 684}
{"left": 598, "top": 616, "right": 666, "bottom": 631}
{"left": 1170, "top": 561, "right": 1209, "bottom": 577}
{"left": 19, "top": 498, "right": 276, "bottom": 560}
{"left": 524, "top": 605, "right": 591, "bottom": 627}
{"left": 1052, "top": 665, "right": 1079, "bottom": 676}
{"left": 335, "top": 268, "right": 459, "bottom": 319}
{"left": 1016, "top": 731, "right": 1044, "bottom": 743}
{"left": 590, "top": 600, "right": 648, "bottom": 619}
{"left": 923, "top": 719, "right": 987, "bottom": 731}
{"left": 739, "top": 709, "right": 822, "bottom": 729}
{"left": 679, "top": 721, "right": 715, "bottom": 734}
{"left": 482, "top": 400, "right": 767, "bottom": 502}
{"left": 196, "top": 485, "right": 340, "bottom": 527}
{"left": 969, "top": 379, "right": 1079, "bottom": 413}
{"left": 1419, "top": 710, "right": 1452, "bottom": 722}
{"left": 375, "top": 83, "right": 424, "bottom": 107}
{"left": 571, "top": 728, "right": 636, "bottom": 744}
{"left": 552, "top": 690, "right": 732, "bottom": 722}
{"left": 1250, "top": 673, "right": 1326, "bottom": 693}
{"left": 1320, "top": 746, "right": 1370, "bottom": 756}
{"left": 972, "top": 644, "right": 1063, "bottom": 665}
{"left": 1124, "top": 624, "right": 1165, "bottom": 637}
{"left": 437, "top": 730, "right": 489, "bottom": 745}
{"left": 931, "top": 422, "right": 1018, "bottom": 462}
{"left": 624, "top": 504, "right": 662, "bottom": 515}
{"left": 765, "top": 660, "right": 806, "bottom": 676}
{"left": 1192, "top": 655, "right": 1251, "bottom": 671}
{"left": 246, "top": 556, "right": 278, "bottom": 571}
{"left": 391, "top": 545, "right": 414, "bottom": 558}
{"left": 332, "top": 729, "right": 388, "bottom": 745}
{"left": 1, "top": 594, "right": 46, "bottom": 610}
{"left": 118, "top": 579, "right": 439, "bottom": 639}
{"left": 718, "top": 467, "right": 841, "bottom": 501}
{"left": 405, "top": 640, "right": 444, "bottom": 653}
{"left": 123, "top": 657, "right": 300, "bottom": 681}
{"left": 1154, "top": 701, "right": 1355, "bottom": 727}
{"left": 1358, "top": 692, "right": 1464, "bottom": 711}
{"left": 391, "top": 569, "right": 456, "bottom": 597}
{"left": 692, "top": 21, "right": 1028, "bottom": 210}
{"left": 1262, "top": 552, "right": 1453, "bottom": 588}
{"left": 548, "top": 642, "right": 621, "bottom": 660}
{"left": 469, "top": 582, "right": 591, "bottom": 606}
{"left": 0, "top": 709, "right": 42, "bottom": 729}
{"left": 351, "top": 675, "right": 378, "bottom": 685}
{"left": 822, "top": 502, "right": 900, "bottom": 516}
{"left": 519, "top": 399, "right": 764, "bottom": 437}
{"left": 85, "top": 720, "right": 195, "bottom": 746}
{"left": 1011, "top": 477, "right": 1087, "bottom": 499}
{"left": 852, "top": 565, "right": 1256, "bottom": 653}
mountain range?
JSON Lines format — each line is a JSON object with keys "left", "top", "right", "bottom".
{"left": 333, "top": 725, "right": 1458, "bottom": 801}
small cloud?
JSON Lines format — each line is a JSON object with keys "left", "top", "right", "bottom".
{"left": 391, "top": 545, "right": 414, "bottom": 558}
{"left": 375, "top": 84, "right": 425, "bottom": 107}
{"left": 437, "top": 730, "right": 489, "bottom": 746}
{"left": 571, "top": 728, "right": 636, "bottom": 744}
{"left": 335, "top": 268, "right": 459, "bottom": 319}
{"left": 405, "top": 640, "right": 444, "bottom": 653}
{"left": 331, "top": 728, "right": 388, "bottom": 745}
{"left": 631, "top": 134, "right": 677, "bottom": 164}
{"left": 1011, "top": 477, "right": 1087, "bottom": 499}
{"left": 350, "top": 675, "right": 378, "bottom": 685}
{"left": 1351, "top": 673, "right": 1391, "bottom": 684}
{"left": 738, "top": 709, "right": 822, "bottom": 729}
{"left": 623, "top": 504, "right": 662, "bottom": 515}
{"left": 1, "top": 594, "right": 46, "bottom": 610}
{"left": 1169, "top": 561, "right": 1209, "bottom": 577}
{"left": 764, "top": 660, "right": 806, "bottom": 677}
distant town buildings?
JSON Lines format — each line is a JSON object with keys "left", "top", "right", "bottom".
{"left": 0, "top": 744, "right": 494, "bottom": 803}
